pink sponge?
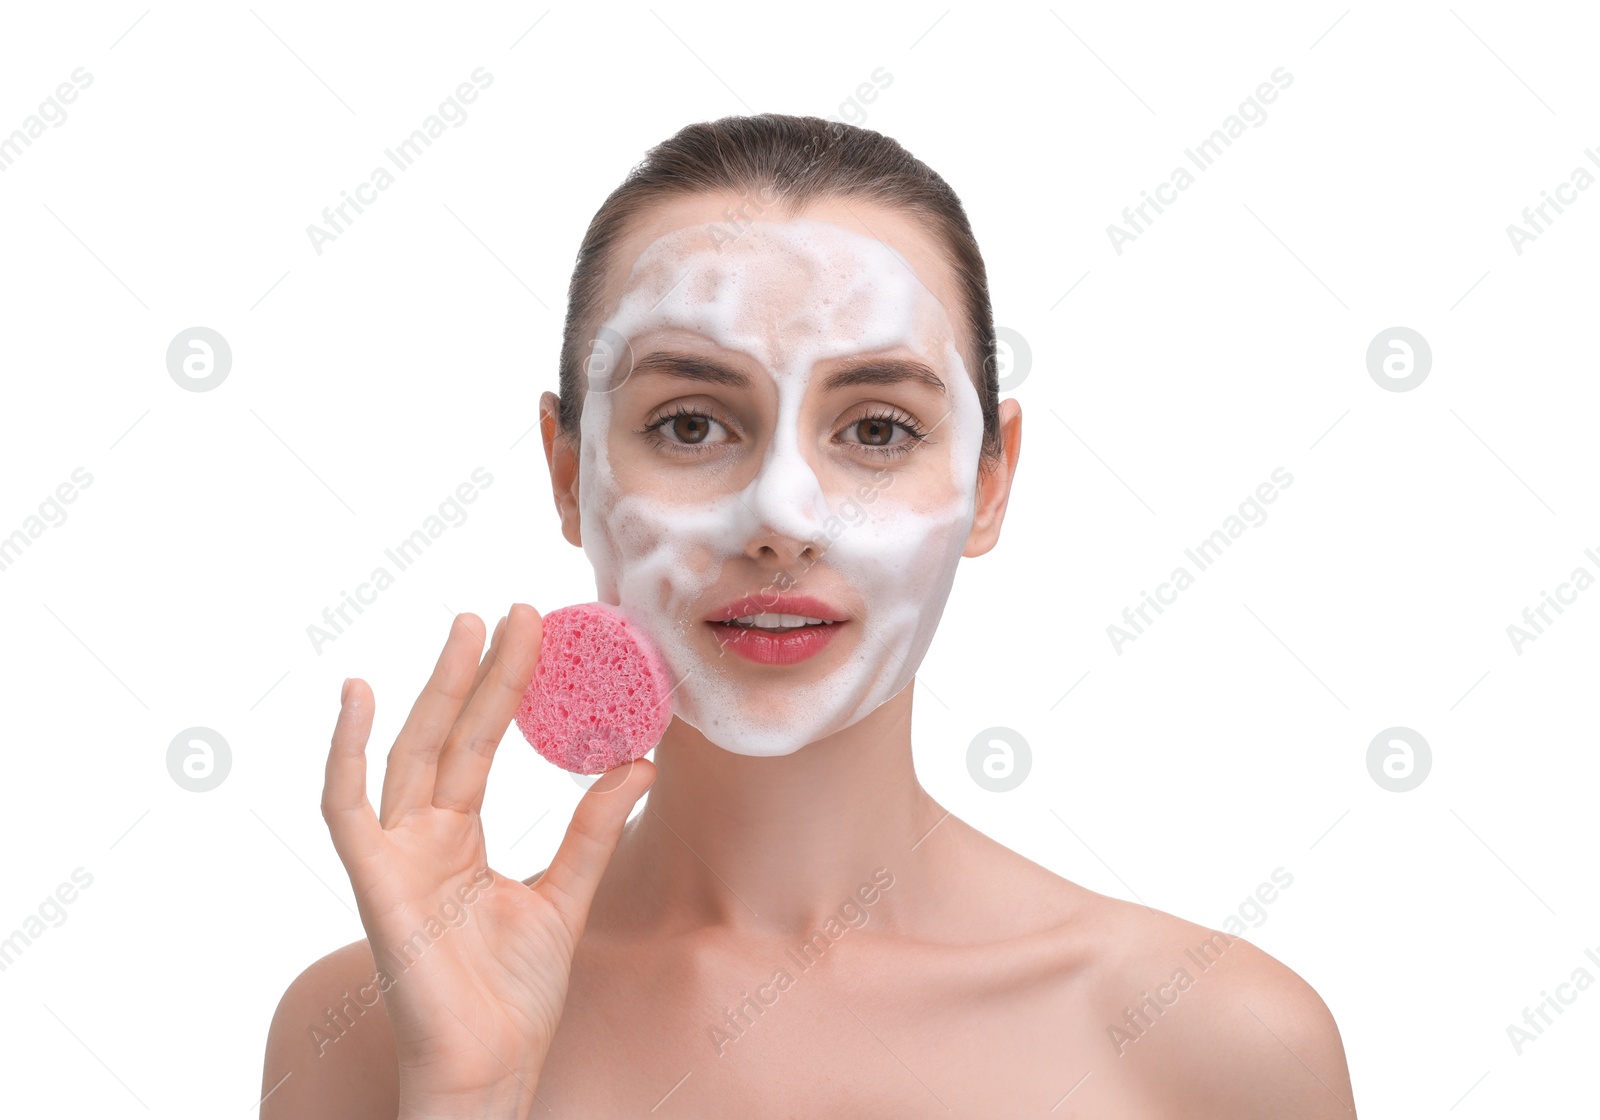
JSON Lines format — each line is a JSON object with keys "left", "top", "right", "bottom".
{"left": 513, "top": 602, "right": 674, "bottom": 774}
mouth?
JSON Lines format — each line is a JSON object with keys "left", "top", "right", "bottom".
{"left": 705, "top": 593, "right": 849, "bottom": 665}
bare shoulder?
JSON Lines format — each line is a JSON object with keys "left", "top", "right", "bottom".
{"left": 941, "top": 826, "right": 1355, "bottom": 1116}
{"left": 260, "top": 938, "right": 398, "bottom": 1120}
{"left": 1084, "top": 894, "right": 1357, "bottom": 1118}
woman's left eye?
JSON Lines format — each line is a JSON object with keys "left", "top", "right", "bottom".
{"left": 839, "top": 411, "right": 928, "bottom": 456}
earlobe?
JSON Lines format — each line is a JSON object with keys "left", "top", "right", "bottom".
{"left": 961, "top": 398, "right": 1022, "bottom": 558}
{"left": 540, "top": 391, "right": 584, "bottom": 548}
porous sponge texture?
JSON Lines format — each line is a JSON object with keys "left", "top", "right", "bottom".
{"left": 514, "top": 602, "right": 674, "bottom": 774}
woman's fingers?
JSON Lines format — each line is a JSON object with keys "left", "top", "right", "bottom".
{"left": 321, "top": 677, "right": 383, "bottom": 872}
{"left": 534, "top": 759, "right": 656, "bottom": 941}
{"left": 431, "top": 603, "right": 543, "bottom": 814}
{"left": 377, "top": 613, "right": 490, "bottom": 826}
{"left": 465, "top": 614, "right": 510, "bottom": 705}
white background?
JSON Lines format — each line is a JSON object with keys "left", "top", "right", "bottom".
{"left": 1, "top": 2, "right": 1595, "bottom": 1115}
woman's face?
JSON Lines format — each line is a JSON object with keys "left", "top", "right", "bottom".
{"left": 569, "top": 194, "right": 990, "bottom": 757}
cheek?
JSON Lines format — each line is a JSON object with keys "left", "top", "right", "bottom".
{"left": 825, "top": 485, "right": 971, "bottom": 588}
{"left": 845, "top": 457, "right": 973, "bottom": 536}
{"left": 684, "top": 541, "right": 718, "bottom": 577}
{"left": 599, "top": 492, "right": 734, "bottom": 605}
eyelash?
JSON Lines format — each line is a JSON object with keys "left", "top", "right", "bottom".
{"left": 638, "top": 405, "right": 930, "bottom": 459}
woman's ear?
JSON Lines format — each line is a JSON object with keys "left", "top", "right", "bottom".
{"left": 962, "top": 397, "right": 1021, "bottom": 558}
{"left": 540, "top": 390, "right": 583, "bottom": 548}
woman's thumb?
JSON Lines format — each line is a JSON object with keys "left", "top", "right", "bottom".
{"left": 533, "top": 758, "right": 656, "bottom": 938}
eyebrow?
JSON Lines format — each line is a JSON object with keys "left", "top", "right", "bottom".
{"left": 630, "top": 351, "right": 947, "bottom": 396}
{"left": 631, "top": 352, "right": 751, "bottom": 388}
{"left": 819, "top": 358, "right": 947, "bottom": 397}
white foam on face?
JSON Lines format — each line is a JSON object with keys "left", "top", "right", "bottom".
{"left": 576, "top": 216, "right": 984, "bottom": 756}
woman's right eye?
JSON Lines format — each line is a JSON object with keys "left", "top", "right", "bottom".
{"left": 642, "top": 408, "right": 732, "bottom": 451}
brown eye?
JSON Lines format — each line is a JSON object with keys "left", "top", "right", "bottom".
{"left": 672, "top": 414, "right": 712, "bottom": 443}
{"left": 855, "top": 417, "right": 895, "bottom": 446}
{"left": 641, "top": 407, "right": 732, "bottom": 453}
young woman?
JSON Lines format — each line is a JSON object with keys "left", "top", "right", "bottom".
{"left": 262, "top": 114, "right": 1357, "bottom": 1118}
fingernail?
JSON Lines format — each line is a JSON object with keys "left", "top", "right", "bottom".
{"left": 340, "top": 678, "right": 351, "bottom": 706}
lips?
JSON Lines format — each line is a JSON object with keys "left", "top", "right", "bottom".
{"left": 706, "top": 592, "right": 850, "bottom": 666}
{"left": 707, "top": 593, "right": 849, "bottom": 625}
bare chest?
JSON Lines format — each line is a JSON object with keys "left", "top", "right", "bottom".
{"left": 531, "top": 939, "right": 1158, "bottom": 1117}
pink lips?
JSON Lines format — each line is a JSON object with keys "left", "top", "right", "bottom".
{"left": 707, "top": 593, "right": 849, "bottom": 624}
{"left": 705, "top": 592, "right": 849, "bottom": 666}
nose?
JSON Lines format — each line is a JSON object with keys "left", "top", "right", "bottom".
{"left": 740, "top": 424, "right": 829, "bottom": 568}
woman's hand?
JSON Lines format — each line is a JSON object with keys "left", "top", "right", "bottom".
{"left": 320, "top": 604, "right": 655, "bottom": 1119}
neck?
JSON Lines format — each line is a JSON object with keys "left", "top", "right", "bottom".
{"left": 599, "top": 683, "right": 945, "bottom": 938}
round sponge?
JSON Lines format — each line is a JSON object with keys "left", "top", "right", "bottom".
{"left": 513, "top": 602, "right": 674, "bottom": 774}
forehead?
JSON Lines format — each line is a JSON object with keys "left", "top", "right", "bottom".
{"left": 591, "top": 193, "right": 968, "bottom": 360}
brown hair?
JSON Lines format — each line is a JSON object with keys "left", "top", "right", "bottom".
{"left": 556, "top": 113, "right": 1003, "bottom": 469}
